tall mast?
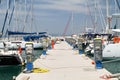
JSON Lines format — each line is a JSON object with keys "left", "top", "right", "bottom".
{"left": 7, "top": 0, "right": 10, "bottom": 37}
{"left": 114, "top": 0, "right": 118, "bottom": 29}
{"left": 23, "top": 0, "right": 27, "bottom": 32}
{"left": 106, "top": 0, "right": 110, "bottom": 33}
{"left": 14, "top": 0, "right": 17, "bottom": 31}
{"left": 1, "top": 0, "right": 9, "bottom": 37}
{"left": 71, "top": 11, "right": 73, "bottom": 34}
{"left": 30, "top": 0, "right": 33, "bottom": 33}
{"left": 94, "top": 0, "right": 97, "bottom": 33}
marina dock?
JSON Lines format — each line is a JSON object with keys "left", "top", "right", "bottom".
{"left": 16, "top": 41, "right": 118, "bottom": 80}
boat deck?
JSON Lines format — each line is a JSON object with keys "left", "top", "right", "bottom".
{"left": 16, "top": 41, "right": 118, "bottom": 80}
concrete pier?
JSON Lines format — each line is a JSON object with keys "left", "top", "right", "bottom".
{"left": 16, "top": 41, "right": 118, "bottom": 80}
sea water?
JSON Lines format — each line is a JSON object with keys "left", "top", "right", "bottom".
{"left": 0, "top": 65, "right": 23, "bottom": 80}
{"left": 103, "top": 60, "right": 120, "bottom": 74}
{"left": 0, "top": 50, "right": 42, "bottom": 80}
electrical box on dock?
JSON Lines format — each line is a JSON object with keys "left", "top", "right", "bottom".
{"left": 94, "top": 38, "right": 102, "bottom": 69}
{"left": 25, "top": 42, "right": 34, "bottom": 72}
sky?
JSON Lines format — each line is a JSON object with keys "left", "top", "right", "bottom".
{"left": 0, "top": 0, "right": 119, "bottom": 36}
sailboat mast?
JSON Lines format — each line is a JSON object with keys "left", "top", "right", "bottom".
{"left": 23, "top": 0, "right": 27, "bottom": 32}
{"left": 30, "top": 0, "right": 33, "bottom": 33}
{"left": 114, "top": 0, "right": 118, "bottom": 29}
{"left": 14, "top": 0, "right": 17, "bottom": 31}
{"left": 106, "top": 0, "right": 110, "bottom": 33}
{"left": 71, "top": 11, "right": 73, "bottom": 34}
{"left": 94, "top": 0, "right": 97, "bottom": 33}
{"left": 1, "top": 0, "right": 10, "bottom": 37}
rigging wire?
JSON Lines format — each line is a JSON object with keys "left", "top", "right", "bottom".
{"left": 22, "top": 6, "right": 31, "bottom": 32}
{"left": 1, "top": 0, "right": 11, "bottom": 37}
{"left": 86, "top": 0, "right": 96, "bottom": 33}
{"left": 97, "top": 1, "right": 106, "bottom": 32}
{"left": 116, "top": 0, "right": 120, "bottom": 11}
{"left": 62, "top": 13, "right": 72, "bottom": 36}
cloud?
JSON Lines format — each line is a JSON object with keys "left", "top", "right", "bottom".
{"left": 33, "top": 0, "right": 94, "bottom": 14}
{"left": 0, "top": 0, "right": 106, "bottom": 17}
{"left": 32, "top": 0, "right": 108, "bottom": 19}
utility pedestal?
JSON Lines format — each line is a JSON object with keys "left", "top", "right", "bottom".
{"left": 94, "top": 38, "right": 103, "bottom": 69}
{"left": 77, "top": 38, "right": 84, "bottom": 54}
{"left": 24, "top": 42, "right": 34, "bottom": 73}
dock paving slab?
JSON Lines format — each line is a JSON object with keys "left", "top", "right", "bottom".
{"left": 16, "top": 41, "right": 118, "bottom": 80}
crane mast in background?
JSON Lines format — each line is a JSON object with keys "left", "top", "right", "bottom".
{"left": 62, "top": 13, "right": 72, "bottom": 36}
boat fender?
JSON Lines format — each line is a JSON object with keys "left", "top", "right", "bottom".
{"left": 91, "top": 60, "right": 95, "bottom": 65}
{"left": 18, "top": 46, "right": 22, "bottom": 54}
{"left": 13, "top": 76, "right": 16, "bottom": 80}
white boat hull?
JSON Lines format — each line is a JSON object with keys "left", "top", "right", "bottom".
{"left": 85, "top": 42, "right": 120, "bottom": 58}
{"left": 2, "top": 41, "right": 43, "bottom": 50}
{"left": 103, "top": 43, "right": 120, "bottom": 58}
